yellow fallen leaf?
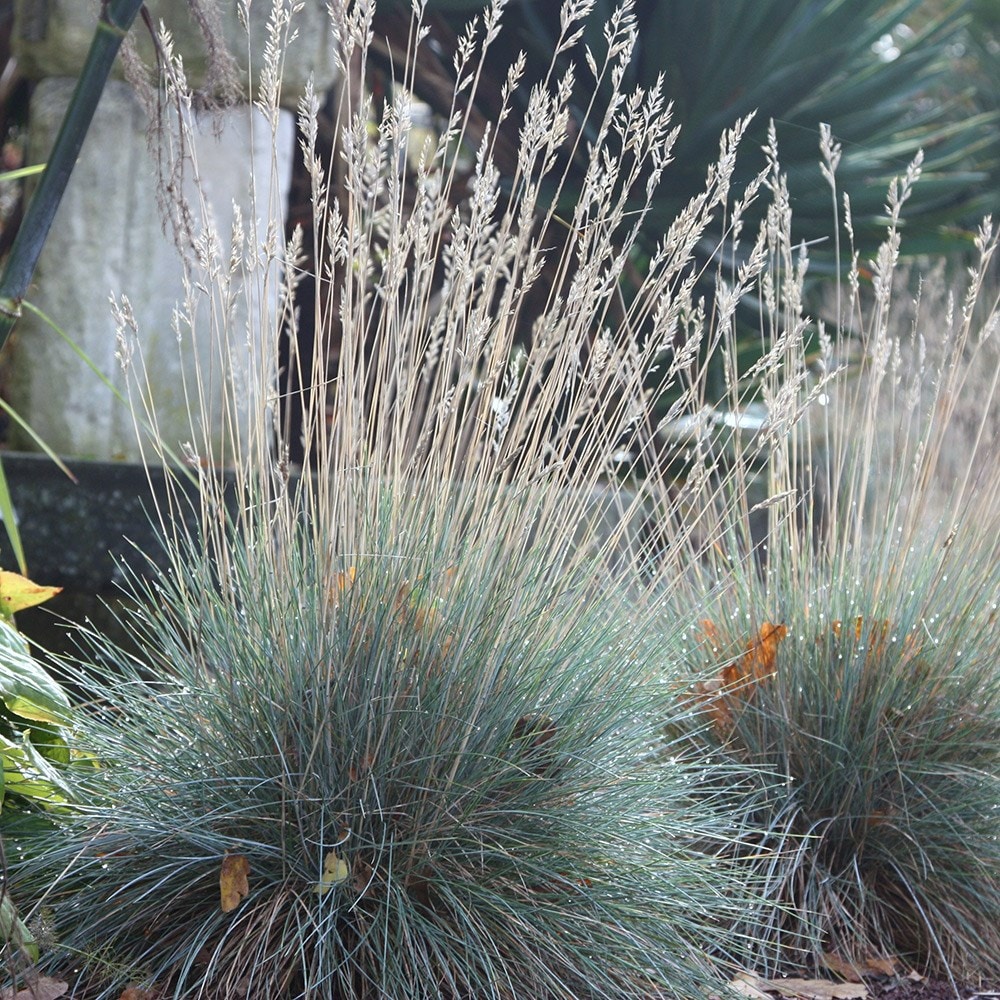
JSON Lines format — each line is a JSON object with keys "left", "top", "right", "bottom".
{"left": 0, "top": 570, "right": 62, "bottom": 618}
{"left": 219, "top": 853, "right": 250, "bottom": 912}
{"left": 312, "top": 850, "right": 349, "bottom": 895}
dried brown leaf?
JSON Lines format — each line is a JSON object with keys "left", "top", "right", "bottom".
{"left": 767, "top": 978, "right": 868, "bottom": 999}
{"left": 728, "top": 972, "right": 774, "bottom": 998}
{"left": 118, "top": 988, "right": 160, "bottom": 1000}
{"left": 694, "top": 621, "right": 787, "bottom": 735}
{"left": 860, "top": 957, "right": 899, "bottom": 978}
{"left": 821, "top": 952, "right": 864, "bottom": 982}
{"left": 820, "top": 950, "right": 901, "bottom": 981}
{"left": 731, "top": 974, "right": 868, "bottom": 1000}
{"left": 0, "top": 976, "right": 68, "bottom": 1000}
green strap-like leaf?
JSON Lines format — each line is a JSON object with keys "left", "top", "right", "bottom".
{"left": 0, "top": 620, "right": 71, "bottom": 724}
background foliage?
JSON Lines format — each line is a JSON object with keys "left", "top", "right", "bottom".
{"left": 387, "top": 0, "right": 998, "bottom": 260}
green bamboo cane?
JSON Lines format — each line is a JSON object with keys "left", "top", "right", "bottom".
{"left": 0, "top": 0, "right": 146, "bottom": 351}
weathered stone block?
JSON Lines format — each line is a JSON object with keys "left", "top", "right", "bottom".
{"left": 7, "top": 77, "right": 294, "bottom": 461}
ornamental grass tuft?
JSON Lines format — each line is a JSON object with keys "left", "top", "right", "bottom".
{"left": 8, "top": 2, "right": 780, "bottom": 996}
{"left": 676, "top": 139, "right": 1000, "bottom": 981}
{"left": 16, "top": 492, "right": 759, "bottom": 999}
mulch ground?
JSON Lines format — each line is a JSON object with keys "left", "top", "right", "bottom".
{"left": 868, "top": 976, "right": 1000, "bottom": 1000}
{"left": 720, "top": 969, "right": 1000, "bottom": 1000}
{"left": 9, "top": 963, "right": 998, "bottom": 999}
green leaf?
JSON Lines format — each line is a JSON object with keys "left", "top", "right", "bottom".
{"left": 0, "top": 891, "right": 38, "bottom": 962}
{"left": 0, "top": 620, "right": 71, "bottom": 724}
{"left": 0, "top": 731, "right": 73, "bottom": 808}
{"left": 0, "top": 459, "right": 27, "bottom": 576}
{"left": 0, "top": 398, "right": 79, "bottom": 485}
{"left": 25, "top": 721, "right": 70, "bottom": 766}
{"left": 21, "top": 301, "right": 196, "bottom": 480}
{"left": 0, "top": 163, "right": 45, "bottom": 184}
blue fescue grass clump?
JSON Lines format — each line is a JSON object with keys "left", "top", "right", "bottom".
{"left": 682, "top": 558, "right": 1000, "bottom": 979}
{"left": 12, "top": 483, "right": 762, "bottom": 999}
{"left": 675, "top": 211, "right": 1000, "bottom": 979}
{"left": 3, "top": 0, "right": 784, "bottom": 990}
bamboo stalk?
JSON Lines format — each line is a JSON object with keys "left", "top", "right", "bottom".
{"left": 0, "top": 0, "right": 146, "bottom": 350}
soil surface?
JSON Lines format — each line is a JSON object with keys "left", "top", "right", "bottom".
{"left": 723, "top": 971, "right": 1000, "bottom": 1000}
{"left": 869, "top": 976, "right": 1000, "bottom": 1000}
{"left": 11, "top": 966, "right": 997, "bottom": 999}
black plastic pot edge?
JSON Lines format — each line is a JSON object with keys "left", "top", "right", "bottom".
{"left": 0, "top": 451, "right": 202, "bottom": 592}
{"left": 0, "top": 452, "right": 208, "bottom": 656}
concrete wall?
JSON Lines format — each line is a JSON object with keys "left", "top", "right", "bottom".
{"left": 6, "top": 2, "right": 335, "bottom": 461}
{"left": 14, "top": 0, "right": 336, "bottom": 105}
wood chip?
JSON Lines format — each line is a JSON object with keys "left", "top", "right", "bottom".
{"left": 729, "top": 972, "right": 868, "bottom": 1000}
